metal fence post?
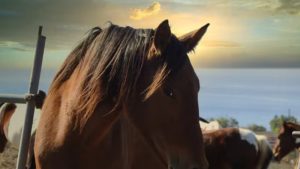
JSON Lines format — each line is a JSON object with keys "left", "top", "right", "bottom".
{"left": 15, "top": 26, "right": 46, "bottom": 169}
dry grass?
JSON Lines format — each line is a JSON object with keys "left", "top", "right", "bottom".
{"left": 0, "top": 144, "right": 297, "bottom": 169}
{"left": 269, "top": 162, "right": 294, "bottom": 169}
{"left": 0, "top": 144, "right": 17, "bottom": 169}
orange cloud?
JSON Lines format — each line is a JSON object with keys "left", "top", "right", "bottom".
{"left": 130, "top": 2, "right": 161, "bottom": 20}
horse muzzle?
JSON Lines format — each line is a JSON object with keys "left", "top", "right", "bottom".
{"left": 169, "top": 165, "right": 208, "bottom": 169}
{"left": 272, "top": 153, "right": 281, "bottom": 162}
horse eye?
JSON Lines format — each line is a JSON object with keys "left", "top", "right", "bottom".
{"left": 164, "top": 87, "right": 174, "bottom": 97}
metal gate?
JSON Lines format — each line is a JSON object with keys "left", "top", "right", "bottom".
{"left": 0, "top": 26, "right": 46, "bottom": 169}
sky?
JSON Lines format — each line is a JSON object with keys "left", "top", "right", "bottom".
{"left": 0, "top": 0, "right": 300, "bottom": 69}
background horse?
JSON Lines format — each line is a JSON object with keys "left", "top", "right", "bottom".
{"left": 202, "top": 127, "right": 273, "bottom": 169}
{"left": 199, "top": 120, "right": 221, "bottom": 131}
{"left": 0, "top": 103, "right": 16, "bottom": 152}
{"left": 273, "top": 121, "right": 300, "bottom": 161}
{"left": 0, "top": 91, "right": 45, "bottom": 151}
{"left": 34, "top": 20, "right": 210, "bottom": 169}
{"left": 0, "top": 103, "right": 37, "bottom": 169}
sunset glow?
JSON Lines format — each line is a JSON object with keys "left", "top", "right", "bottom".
{"left": 0, "top": 0, "right": 300, "bottom": 69}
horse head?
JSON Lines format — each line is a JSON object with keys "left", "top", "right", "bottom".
{"left": 35, "top": 20, "right": 210, "bottom": 169}
{"left": 273, "top": 121, "right": 300, "bottom": 161}
{"left": 126, "top": 20, "right": 209, "bottom": 169}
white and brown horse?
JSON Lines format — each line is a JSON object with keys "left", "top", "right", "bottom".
{"left": 200, "top": 124, "right": 273, "bottom": 169}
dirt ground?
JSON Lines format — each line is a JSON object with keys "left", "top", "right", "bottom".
{"left": 0, "top": 144, "right": 296, "bottom": 169}
{"left": 0, "top": 144, "right": 18, "bottom": 169}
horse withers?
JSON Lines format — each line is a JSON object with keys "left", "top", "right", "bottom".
{"left": 34, "top": 20, "right": 210, "bottom": 169}
{"left": 273, "top": 121, "right": 300, "bottom": 161}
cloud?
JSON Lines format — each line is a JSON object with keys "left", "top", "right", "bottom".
{"left": 0, "top": 41, "right": 31, "bottom": 51}
{"left": 130, "top": 2, "right": 161, "bottom": 20}
{"left": 0, "top": 0, "right": 131, "bottom": 50}
{"left": 163, "top": 0, "right": 299, "bottom": 16}
{"left": 1, "top": 0, "right": 300, "bottom": 69}
{"left": 277, "top": 0, "right": 300, "bottom": 15}
{"left": 203, "top": 40, "right": 241, "bottom": 48}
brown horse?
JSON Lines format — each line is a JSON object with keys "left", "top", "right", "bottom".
{"left": 0, "top": 92, "right": 45, "bottom": 152}
{"left": 0, "top": 102, "right": 16, "bottom": 152}
{"left": 0, "top": 103, "right": 36, "bottom": 169}
{"left": 203, "top": 127, "right": 273, "bottom": 169}
{"left": 273, "top": 121, "right": 300, "bottom": 161}
{"left": 34, "top": 20, "right": 210, "bottom": 169}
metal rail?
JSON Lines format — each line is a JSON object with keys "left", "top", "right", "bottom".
{"left": 0, "top": 94, "right": 27, "bottom": 103}
{"left": 0, "top": 26, "right": 46, "bottom": 169}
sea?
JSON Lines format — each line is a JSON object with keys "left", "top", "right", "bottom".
{"left": 0, "top": 68, "right": 299, "bottom": 130}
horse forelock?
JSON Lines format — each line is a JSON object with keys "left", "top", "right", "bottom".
{"left": 48, "top": 23, "right": 186, "bottom": 120}
{"left": 284, "top": 121, "right": 300, "bottom": 131}
{"left": 144, "top": 35, "right": 187, "bottom": 100}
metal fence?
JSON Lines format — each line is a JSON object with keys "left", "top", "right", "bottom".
{"left": 0, "top": 26, "right": 46, "bottom": 169}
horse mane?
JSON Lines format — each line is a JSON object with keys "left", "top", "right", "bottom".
{"left": 284, "top": 121, "right": 300, "bottom": 131}
{"left": 50, "top": 27, "right": 102, "bottom": 89}
{"left": 48, "top": 23, "right": 186, "bottom": 119}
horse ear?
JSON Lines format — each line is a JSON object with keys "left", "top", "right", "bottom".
{"left": 179, "top": 23, "right": 209, "bottom": 53}
{"left": 153, "top": 19, "right": 171, "bottom": 55}
{"left": 283, "top": 121, "right": 288, "bottom": 128}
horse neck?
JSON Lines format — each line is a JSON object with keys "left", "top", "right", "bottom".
{"left": 0, "top": 105, "right": 15, "bottom": 152}
{"left": 0, "top": 107, "right": 15, "bottom": 137}
{"left": 116, "top": 115, "right": 166, "bottom": 169}
{"left": 287, "top": 123, "right": 300, "bottom": 150}
{"left": 52, "top": 68, "right": 165, "bottom": 168}
{"left": 119, "top": 114, "right": 130, "bottom": 169}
